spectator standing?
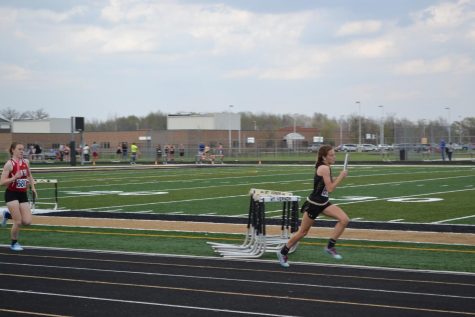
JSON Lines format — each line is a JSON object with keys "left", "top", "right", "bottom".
{"left": 130, "top": 143, "right": 138, "bottom": 164}
{"left": 116, "top": 144, "right": 122, "bottom": 160}
{"left": 83, "top": 144, "right": 90, "bottom": 162}
{"left": 447, "top": 142, "right": 454, "bottom": 161}
{"left": 155, "top": 145, "right": 162, "bottom": 165}
{"left": 440, "top": 139, "right": 446, "bottom": 161}
{"left": 91, "top": 141, "right": 99, "bottom": 165}
{"left": 122, "top": 142, "right": 128, "bottom": 160}
{"left": 179, "top": 144, "right": 185, "bottom": 161}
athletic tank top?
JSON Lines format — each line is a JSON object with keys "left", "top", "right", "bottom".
{"left": 308, "top": 163, "right": 331, "bottom": 204}
{"left": 7, "top": 159, "right": 30, "bottom": 192}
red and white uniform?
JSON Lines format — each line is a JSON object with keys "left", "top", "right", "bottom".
{"left": 7, "top": 159, "right": 30, "bottom": 192}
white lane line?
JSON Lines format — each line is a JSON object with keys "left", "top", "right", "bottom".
{"left": 432, "top": 214, "right": 475, "bottom": 224}
{"left": 388, "top": 219, "right": 405, "bottom": 222}
{"left": 1, "top": 262, "right": 474, "bottom": 300}
{"left": 0, "top": 289, "right": 292, "bottom": 317}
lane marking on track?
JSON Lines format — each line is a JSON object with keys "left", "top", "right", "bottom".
{"left": 0, "top": 288, "right": 293, "bottom": 317}
{"left": 0, "top": 308, "right": 70, "bottom": 317}
{"left": 0, "top": 277, "right": 473, "bottom": 316}
{"left": 1, "top": 251, "right": 474, "bottom": 283}
{"left": 1, "top": 262, "right": 473, "bottom": 300}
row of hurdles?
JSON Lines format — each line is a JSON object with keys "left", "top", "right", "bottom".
{"left": 208, "top": 188, "right": 300, "bottom": 258}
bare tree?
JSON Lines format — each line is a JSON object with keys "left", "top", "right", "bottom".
{"left": 0, "top": 107, "right": 21, "bottom": 121}
{"left": 0, "top": 107, "right": 49, "bottom": 121}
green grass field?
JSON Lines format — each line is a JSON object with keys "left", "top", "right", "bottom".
{"left": 31, "top": 164, "right": 475, "bottom": 225}
{"left": 2, "top": 164, "right": 474, "bottom": 272}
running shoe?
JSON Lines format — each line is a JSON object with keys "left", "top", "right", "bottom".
{"left": 10, "top": 242, "right": 24, "bottom": 252}
{"left": 276, "top": 251, "right": 290, "bottom": 268}
{"left": 324, "top": 247, "right": 342, "bottom": 260}
{"left": 1, "top": 210, "right": 9, "bottom": 227}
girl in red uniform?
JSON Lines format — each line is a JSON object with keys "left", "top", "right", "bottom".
{"left": 1, "top": 142, "right": 37, "bottom": 251}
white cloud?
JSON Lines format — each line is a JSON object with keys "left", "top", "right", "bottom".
{"left": 336, "top": 20, "right": 382, "bottom": 37}
{"left": 341, "top": 39, "right": 395, "bottom": 58}
{"left": 0, "top": 64, "right": 32, "bottom": 81}
{"left": 393, "top": 56, "right": 475, "bottom": 75}
{"left": 411, "top": 0, "right": 475, "bottom": 28}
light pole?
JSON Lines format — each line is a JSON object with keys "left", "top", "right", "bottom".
{"left": 339, "top": 117, "right": 344, "bottom": 145}
{"left": 378, "top": 105, "right": 384, "bottom": 145}
{"left": 228, "top": 105, "right": 234, "bottom": 154}
{"left": 356, "top": 101, "right": 361, "bottom": 146}
{"left": 445, "top": 106, "right": 451, "bottom": 142}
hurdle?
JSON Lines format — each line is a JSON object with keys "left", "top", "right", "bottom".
{"left": 30, "top": 179, "right": 59, "bottom": 212}
{"left": 208, "top": 188, "right": 300, "bottom": 258}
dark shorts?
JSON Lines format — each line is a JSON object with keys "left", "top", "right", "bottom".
{"left": 301, "top": 200, "right": 332, "bottom": 220}
{"left": 5, "top": 190, "right": 29, "bottom": 204}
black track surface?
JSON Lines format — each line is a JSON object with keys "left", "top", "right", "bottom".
{"left": 0, "top": 247, "right": 474, "bottom": 317}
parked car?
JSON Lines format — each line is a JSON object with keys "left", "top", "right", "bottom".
{"left": 307, "top": 143, "right": 321, "bottom": 152}
{"left": 337, "top": 144, "right": 358, "bottom": 152}
{"left": 359, "top": 144, "right": 377, "bottom": 152}
{"left": 377, "top": 144, "right": 393, "bottom": 151}
{"left": 462, "top": 143, "right": 475, "bottom": 151}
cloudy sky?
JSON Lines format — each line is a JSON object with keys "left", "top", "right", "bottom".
{"left": 1, "top": 0, "right": 474, "bottom": 122}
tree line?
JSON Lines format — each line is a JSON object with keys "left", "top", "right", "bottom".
{"left": 2, "top": 107, "right": 474, "bottom": 144}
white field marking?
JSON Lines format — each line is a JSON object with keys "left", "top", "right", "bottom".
{"left": 0, "top": 289, "right": 294, "bottom": 317}
{"left": 315, "top": 174, "right": 475, "bottom": 193}
{"left": 331, "top": 196, "right": 376, "bottom": 201}
{"left": 387, "top": 198, "right": 443, "bottom": 203}
{"left": 335, "top": 187, "right": 475, "bottom": 206}
{"left": 199, "top": 213, "right": 216, "bottom": 216}
{"left": 169, "top": 211, "right": 184, "bottom": 214}
{"left": 467, "top": 185, "right": 474, "bottom": 187}
{"left": 137, "top": 210, "right": 154, "bottom": 214}
{"left": 80, "top": 186, "right": 475, "bottom": 213}
{"left": 388, "top": 219, "right": 405, "bottom": 222}
{"left": 351, "top": 218, "right": 364, "bottom": 221}
{"left": 432, "top": 214, "right": 475, "bottom": 224}
{"left": 417, "top": 184, "right": 425, "bottom": 187}
{"left": 56, "top": 171, "right": 475, "bottom": 201}
{"left": 441, "top": 185, "right": 449, "bottom": 187}
{"left": 1, "top": 262, "right": 474, "bottom": 300}
{"left": 55, "top": 168, "right": 472, "bottom": 197}
{"left": 235, "top": 209, "right": 282, "bottom": 217}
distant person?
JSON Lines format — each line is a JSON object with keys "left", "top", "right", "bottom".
{"left": 276, "top": 145, "right": 349, "bottom": 267}
{"left": 59, "top": 144, "right": 65, "bottom": 161}
{"left": 64, "top": 145, "right": 70, "bottom": 162}
{"left": 169, "top": 145, "right": 175, "bottom": 162}
{"left": 1, "top": 142, "right": 37, "bottom": 251}
{"left": 130, "top": 142, "right": 138, "bottom": 164}
{"left": 116, "top": 144, "right": 122, "bottom": 160}
{"left": 122, "top": 142, "right": 128, "bottom": 160}
{"left": 91, "top": 141, "right": 99, "bottom": 165}
{"left": 164, "top": 145, "right": 170, "bottom": 163}
{"left": 155, "top": 145, "right": 162, "bottom": 165}
{"left": 440, "top": 139, "right": 446, "bottom": 161}
{"left": 447, "top": 142, "right": 454, "bottom": 161}
{"left": 83, "top": 144, "right": 90, "bottom": 162}
{"left": 179, "top": 144, "right": 185, "bottom": 161}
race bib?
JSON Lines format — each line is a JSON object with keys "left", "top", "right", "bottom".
{"left": 322, "top": 188, "right": 329, "bottom": 198}
{"left": 15, "top": 179, "right": 28, "bottom": 189}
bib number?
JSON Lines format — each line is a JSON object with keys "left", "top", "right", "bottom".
{"left": 15, "top": 179, "right": 28, "bottom": 189}
{"left": 322, "top": 188, "right": 329, "bottom": 197}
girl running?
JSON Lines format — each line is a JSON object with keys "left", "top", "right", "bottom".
{"left": 1, "top": 142, "right": 36, "bottom": 251}
{"left": 277, "top": 145, "right": 349, "bottom": 267}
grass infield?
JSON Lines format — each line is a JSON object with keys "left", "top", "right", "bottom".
{"left": 2, "top": 225, "right": 474, "bottom": 273}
